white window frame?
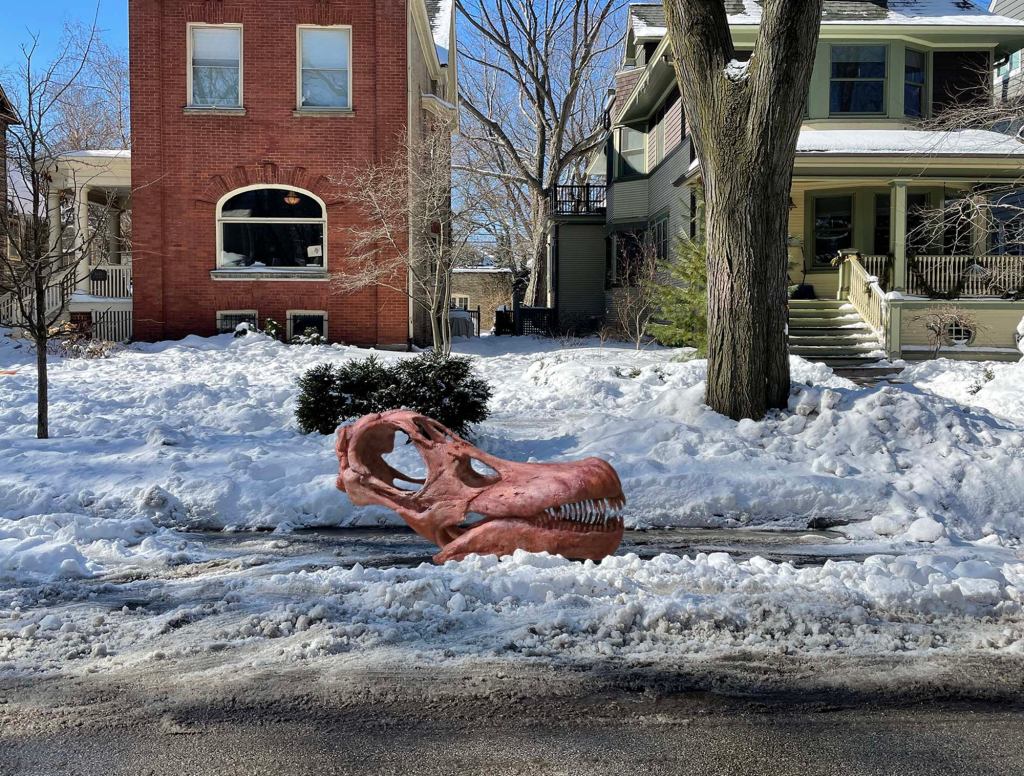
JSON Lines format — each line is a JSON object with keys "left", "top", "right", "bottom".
{"left": 451, "top": 294, "right": 470, "bottom": 310}
{"left": 187, "top": 23, "right": 244, "bottom": 109}
{"left": 287, "top": 310, "right": 329, "bottom": 340}
{"left": 216, "top": 309, "right": 259, "bottom": 333}
{"left": 296, "top": 25, "right": 353, "bottom": 112}
{"left": 215, "top": 185, "right": 328, "bottom": 272}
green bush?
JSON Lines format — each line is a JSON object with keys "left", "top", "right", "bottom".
{"left": 649, "top": 234, "right": 708, "bottom": 355}
{"left": 295, "top": 352, "right": 492, "bottom": 436}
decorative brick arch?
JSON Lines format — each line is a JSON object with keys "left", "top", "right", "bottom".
{"left": 196, "top": 164, "right": 339, "bottom": 208}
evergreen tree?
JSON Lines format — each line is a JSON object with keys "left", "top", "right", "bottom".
{"left": 649, "top": 235, "right": 708, "bottom": 355}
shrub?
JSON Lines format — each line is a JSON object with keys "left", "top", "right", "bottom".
{"left": 295, "top": 352, "right": 491, "bottom": 436}
{"left": 291, "top": 326, "right": 327, "bottom": 346}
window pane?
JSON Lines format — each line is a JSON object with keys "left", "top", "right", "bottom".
{"left": 813, "top": 196, "right": 853, "bottom": 264}
{"left": 221, "top": 222, "right": 325, "bottom": 268}
{"left": 301, "top": 69, "right": 349, "bottom": 108}
{"left": 221, "top": 189, "right": 323, "bottom": 219}
{"left": 301, "top": 29, "right": 349, "bottom": 68}
{"left": 831, "top": 45, "right": 886, "bottom": 78}
{"left": 874, "top": 194, "right": 891, "bottom": 255}
{"left": 192, "top": 28, "right": 240, "bottom": 107}
{"left": 830, "top": 81, "right": 884, "bottom": 113}
{"left": 300, "top": 28, "right": 350, "bottom": 108}
{"left": 905, "top": 84, "right": 923, "bottom": 118}
{"left": 292, "top": 314, "right": 326, "bottom": 336}
{"left": 905, "top": 50, "right": 926, "bottom": 84}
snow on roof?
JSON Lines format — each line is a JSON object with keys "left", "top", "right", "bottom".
{"left": 453, "top": 266, "right": 513, "bottom": 274}
{"left": 59, "top": 149, "right": 130, "bottom": 159}
{"left": 628, "top": 0, "right": 1024, "bottom": 36}
{"left": 425, "top": 0, "right": 453, "bottom": 66}
{"left": 796, "top": 129, "right": 1024, "bottom": 155}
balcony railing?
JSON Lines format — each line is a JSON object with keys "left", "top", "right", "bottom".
{"left": 906, "top": 255, "right": 1024, "bottom": 298}
{"left": 551, "top": 184, "right": 606, "bottom": 216}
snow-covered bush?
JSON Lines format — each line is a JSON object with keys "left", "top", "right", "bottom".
{"left": 262, "top": 318, "right": 283, "bottom": 341}
{"left": 290, "top": 326, "right": 327, "bottom": 346}
{"left": 295, "top": 352, "right": 491, "bottom": 436}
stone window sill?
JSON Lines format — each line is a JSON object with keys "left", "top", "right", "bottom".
{"left": 292, "top": 108, "right": 355, "bottom": 117}
{"left": 183, "top": 106, "right": 247, "bottom": 116}
{"left": 210, "top": 269, "right": 329, "bottom": 281}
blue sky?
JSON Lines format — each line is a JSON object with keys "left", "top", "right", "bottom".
{"left": 1, "top": 0, "right": 127, "bottom": 71}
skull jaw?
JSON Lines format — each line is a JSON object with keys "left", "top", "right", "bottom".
{"left": 433, "top": 516, "right": 625, "bottom": 563}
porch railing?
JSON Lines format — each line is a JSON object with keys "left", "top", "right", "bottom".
{"left": 0, "top": 265, "right": 77, "bottom": 328}
{"left": 858, "top": 255, "right": 892, "bottom": 292}
{"left": 550, "top": 184, "right": 607, "bottom": 216}
{"left": 839, "top": 255, "right": 888, "bottom": 339}
{"left": 89, "top": 263, "right": 132, "bottom": 298}
{"left": 906, "top": 255, "right": 1024, "bottom": 298}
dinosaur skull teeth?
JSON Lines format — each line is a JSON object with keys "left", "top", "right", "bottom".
{"left": 541, "top": 496, "right": 625, "bottom": 530}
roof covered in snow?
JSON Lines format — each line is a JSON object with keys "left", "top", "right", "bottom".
{"left": 796, "top": 129, "right": 1024, "bottom": 156}
{"left": 425, "top": 0, "right": 454, "bottom": 65}
{"left": 628, "top": 0, "right": 1024, "bottom": 37}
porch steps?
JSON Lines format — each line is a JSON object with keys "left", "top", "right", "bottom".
{"left": 788, "top": 299, "right": 901, "bottom": 384}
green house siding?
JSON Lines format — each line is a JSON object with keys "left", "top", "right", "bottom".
{"left": 555, "top": 222, "right": 607, "bottom": 330}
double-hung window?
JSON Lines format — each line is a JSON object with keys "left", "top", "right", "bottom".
{"left": 298, "top": 26, "right": 352, "bottom": 110}
{"left": 904, "top": 49, "right": 927, "bottom": 118}
{"left": 830, "top": 45, "right": 886, "bottom": 115}
{"left": 617, "top": 126, "right": 646, "bottom": 178}
{"left": 190, "top": 25, "right": 242, "bottom": 108}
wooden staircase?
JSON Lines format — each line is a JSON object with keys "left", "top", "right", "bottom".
{"left": 788, "top": 299, "right": 901, "bottom": 384}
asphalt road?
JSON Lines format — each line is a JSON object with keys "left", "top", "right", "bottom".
{"left": 3, "top": 655, "right": 1024, "bottom": 776}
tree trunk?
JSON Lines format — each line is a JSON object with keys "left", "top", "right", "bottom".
{"left": 34, "top": 329, "right": 49, "bottom": 440}
{"left": 664, "top": 0, "right": 823, "bottom": 420}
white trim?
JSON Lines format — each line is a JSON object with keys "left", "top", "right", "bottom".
{"left": 296, "top": 25, "right": 353, "bottom": 112}
{"left": 216, "top": 309, "right": 259, "bottom": 333}
{"left": 215, "top": 184, "right": 328, "bottom": 272}
{"left": 286, "top": 309, "right": 329, "bottom": 340}
{"left": 187, "top": 23, "right": 243, "bottom": 109}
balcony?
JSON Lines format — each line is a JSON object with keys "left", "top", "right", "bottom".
{"left": 551, "top": 184, "right": 606, "bottom": 217}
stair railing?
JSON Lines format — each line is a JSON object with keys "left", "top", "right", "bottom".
{"left": 838, "top": 254, "right": 889, "bottom": 350}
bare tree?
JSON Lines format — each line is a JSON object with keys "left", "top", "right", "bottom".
{"left": 663, "top": 0, "right": 823, "bottom": 420}
{"left": 608, "top": 231, "right": 659, "bottom": 349}
{"left": 0, "top": 31, "right": 119, "bottom": 438}
{"left": 331, "top": 115, "right": 478, "bottom": 355}
{"left": 910, "top": 306, "right": 984, "bottom": 359}
{"left": 455, "top": 0, "right": 625, "bottom": 304}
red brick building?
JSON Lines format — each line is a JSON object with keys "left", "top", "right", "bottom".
{"left": 0, "top": 85, "right": 17, "bottom": 263}
{"left": 128, "top": 0, "right": 456, "bottom": 345}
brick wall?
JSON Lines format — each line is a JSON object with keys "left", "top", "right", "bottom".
{"left": 128, "top": 0, "right": 411, "bottom": 346}
{"left": 450, "top": 270, "right": 513, "bottom": 330}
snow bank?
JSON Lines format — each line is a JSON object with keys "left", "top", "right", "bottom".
{"left": 1, "top": 332, "right": 1023, "bottom": 587}
{"left": 3, "top": 549, "right": 1022, "bottom": 673}
{"left": 901, "top": 358, "right": 1024, "bottom": 425}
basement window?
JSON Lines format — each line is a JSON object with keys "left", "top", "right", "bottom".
{"left": 218, "top": 187, "right": 326, "bottom": 271}
{"left": 287, "top": 311, "right": 328, "bottom": 340}
{"left": 216, "top": 310, "right": 258, "bottom": 333}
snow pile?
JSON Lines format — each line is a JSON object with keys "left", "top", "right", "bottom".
{"left": 901, "top": 358, "right": 1024, "bottom": 425}
{"left": 3, "top": 549, "right": 1022, "bottom": 673}
{"left": 2, "top": 332, "right": 1024, "bottom": 588}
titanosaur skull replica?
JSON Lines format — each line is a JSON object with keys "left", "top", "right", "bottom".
{"left": 335, "top": 410, "right": 626, "bottom": 563}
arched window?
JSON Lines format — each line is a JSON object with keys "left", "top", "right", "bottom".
{"left": 217, "top": 186, "right": 326, "bottom": 271}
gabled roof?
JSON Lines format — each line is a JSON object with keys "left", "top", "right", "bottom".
{"left": 628, "top": 0, "right": 1024, "bottom": 37}
{"left": 0, "top": 83, "right": 18, "bottom": 125}
{"left": 425, "top": 0, "right": 454, "bottom": 66}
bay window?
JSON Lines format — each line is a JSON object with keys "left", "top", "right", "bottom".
{"left": 617, "top": 126, "right": 646, "bottom": 178}
{"left": 190, "top": 25, "right": 242, "bottom": 108}
{"left": 298, "top": 26, "right": 352, "bottom": 110}
{"left": 830, "top": 45, "right": 886, "bottom": 115}
{"left": 218, "top": 187, "right": 327, "bottom": 271}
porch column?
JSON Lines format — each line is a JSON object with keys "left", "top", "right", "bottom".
{"left": 106, "top": 199, "right": 121, "bottom": 264}
{"left": 46, "top": 187, "right": 62, "bottom": 260}
{"left": 890, "top": 179, "right": 908, "bottom": 292}
{"left": 75, "top": 186, "right": 91, "bottom": 293}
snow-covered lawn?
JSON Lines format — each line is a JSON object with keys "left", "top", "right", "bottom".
{"left": 1, "top": 331, "right": 1023, "bottom": 674}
